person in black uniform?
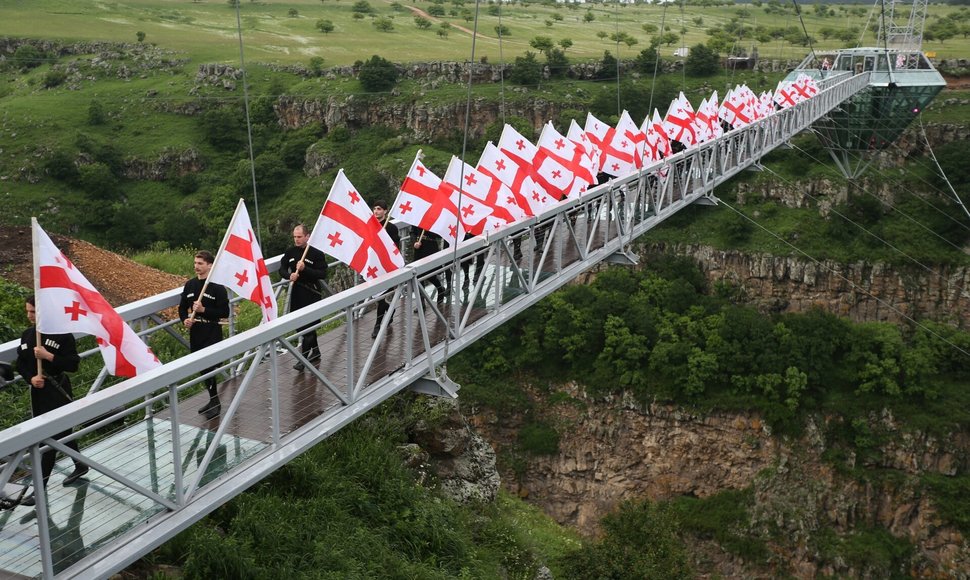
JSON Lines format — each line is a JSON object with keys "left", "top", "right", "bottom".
{"left": 413, "top": 229, "right": 447, "bottom": 302}
{"left": 17, "top": 296, "right": 89, "bottom": 507}
{"left": 279, "top": 224, "right": 329, "bottom": 370}
{"left": 179, "top": 250, "right": 229, "bottom": 420}
{"left": 372, "top": 201, "right": 401, "bottom": 338}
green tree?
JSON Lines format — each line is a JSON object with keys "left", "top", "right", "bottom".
{"left": 584, "top": 10, "right": 595, "bottom": 22}
{"left": 509, "top": 51, "right": 541, "bottom": 85}
{"left": 77, "top": 162, "right": 119, "bottom": 199}
{"left": 529, "top": 35, "right": 555, "bottom": 55}
{"left": 136, "top": 31, "right": 146, "bottom": 42}
{"left": 427, "top": 4, "right": 445, "bottom": 16}
{"left": 372, "top": 17, "right": 395, "bottom": 32}
{"left": 13, "top": 45, "right": 44, "bottom": 70}
{"left": 358, "top": 55, "right": 399, "bottom": 92}
{"left": 495, "top": 24, "right": 511, "bottom": 36}
{"left": 316, "top": 19, "right": 335, "bottom": 33}
{"left": 561, "top": 500, "right": 692, "bottom": 578}
{"left": 287, "top": 8, "right": 299, "bottom": 16}
{"left": 415, "top": 15, "right": 432, "bottom": 29}
{"left": 558, "top": 38, "right": 573, "bottom": 51}
{"left": 352, "top": 0, "right": 373, "bottom": 13}
{"left": 634, "top": 46, "right": 661, "bottom": 74}
{"left": 685, "top": 43, "right": 720, "bottom": 76}
{"left": 546, "top": 48, "right": 569, "bottom": 78}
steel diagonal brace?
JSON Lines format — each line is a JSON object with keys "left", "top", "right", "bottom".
{"left": 277, "top": 338, "right": 350, "bottom": 405}
{"left": 43, "top": 437, "right": 178, "bottom": 511}
{"left": 185, "top": 344, "right": 266, "bottom": 500}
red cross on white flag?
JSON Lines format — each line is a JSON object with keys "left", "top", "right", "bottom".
{"left": 773, "top": 80, "right": 798, "bottom": 109}
{"left": 208, "top": 199, "right": 278, "bottom": 323}
{"left": 663, "top": 92, "right": 698, "bottom": 147}
{"left": 534, "top": 122, "right": 592, "bottom": 200}
{"left": 309, "top": 169, "right": 405, "bottom": 280}
{"left": 567, "top": 119, "right": 600, "bottom": 184}
{"left": 642, "top": 109, "right": 672, "bottom": 164}
{"left": 477, "top": 141, "right": 555, "bottom": 217}
{"left": 584, "top": 112, "right": 636, "bottom": 177}
{"left": 444, "top": 155, "right": 524, "bottom": 233}
{"left": 389, "top": 151, "right": 465, "bottom": 247}
{"left": 33, "top": 219, "right": 162, "bottom": 377}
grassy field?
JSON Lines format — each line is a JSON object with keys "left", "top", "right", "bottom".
{"left": 3, "top": 0, "right": 970, "bottom": 67}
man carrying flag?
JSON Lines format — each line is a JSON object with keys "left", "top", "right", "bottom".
{"left": 24, "top": 219, "right": 165, "bottom": 501}
{"left": 278, "top": 224, "right": 328, "bottom": 370}
{"left": 16, "top": 295, "right": 88, "bottom": 505}
{"left": 179, "top": 250, "right": 230, "bottom": 420}
{"left": 309, "top": 169, "right": 405, "bottom": 281}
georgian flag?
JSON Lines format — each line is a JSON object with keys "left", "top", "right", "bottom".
{"left": 616, "top": 110, "right": 647, "bottom": 169}
{"left": 793, "top": 73, "right": 819, "bottom": 101}
{"left": 642, "top": 109, "right": 672, "bottom": 163}
{"left": 443, "top": 156, "right": 517, "bottom": 234}
{"left": 498, "top": 124, "right": 574, "bottom": 202}
{"left": 584, "top": 112, "right": 636, "bottom": 177}
{"left": 567, "top": 119, "right": 600, "bottom": 185}
{"left": 208, "top": 199, "right": 278, "bottom": 323}
{"left": 477, "top": 141, "right": 556, "bottom": 217}
{"left": 759, "top": 91, "right": 775, "bottom": 118}
{"left": 663, "top": 92, "right": 697, "bottom": 147}
{"left": 309, "top": 169, "right": 404, "bottom": 280}
{"left": 704, "top": 91, "right": 723, "bottom": 140}
{"left": 720, "top": 86, "right": 754, "bottom": 128}
{"left": 743, "top": 85, "right": 762, "bottom": 121}
{"left": 33, "top": 219, "right": 162, "bottom": 377}
{"left": 692, "top": 97, "right": 713, "bottom": 143}
{"left": 535, "top": 122, "right": 593, "bottom": 199}
{"left": 773, "top": 80, "right": 798, "bottom": 109}
{"left": 390, "top": 152, "right": 466, "bottom": 246}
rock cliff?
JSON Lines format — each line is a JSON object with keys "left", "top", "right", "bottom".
{"left": 640, "top": 242, "right": 970, "bottom": 327}
{"left": 468, "top": 384, "right": 969, "bottom": 578}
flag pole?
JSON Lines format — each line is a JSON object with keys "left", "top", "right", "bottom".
{"left": 190, "top": 199, "right": 243, "bottom": 322}
{"left": 30, "top": 218, "right": 43, "bottom": 379}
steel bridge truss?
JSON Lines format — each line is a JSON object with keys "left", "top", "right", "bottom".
{"left": 0, "top": 71, "right": 869, "bottom": 579}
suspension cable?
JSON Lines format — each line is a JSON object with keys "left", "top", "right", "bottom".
{"left": 614, "top": 2, "right": 622, "bottom": 115}
{"left": 789, "top": 140, "right": 970, "bottom": 256}
{"left": 441, "top": 0, "right": 484, "bottom": 366}
{"left": 790, "top": 0, "right": 818, "bottom": 67}
{"left": 918, "top": 115, "right": 970, "bottom": 223}
{"left": 646, "top": 0, "right": 669, "bottom": 115}
{"left": 233, "top": 0, "right": 262, "bottom": 244}
{"left": 497, "top": 2, "right": 506, "bottom": 126}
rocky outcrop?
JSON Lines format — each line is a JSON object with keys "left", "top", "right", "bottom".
{"left": 640, "top": 242, "right": 970, "bottom": 327}
{"left": 121, "top": 148, "right": 204, "bottom": 181}
{"left": 469, "top": 383, "right": 970, "bottom": 578}
{"left": 276, "top": 94, "right": 570, "bottom": 141}
{"left": 409, "top": 398, "right": 500, "bottom": 505}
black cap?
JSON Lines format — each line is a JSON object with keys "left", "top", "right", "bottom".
{"left": 373, "top": 200, "right": 388, "bottom": 210}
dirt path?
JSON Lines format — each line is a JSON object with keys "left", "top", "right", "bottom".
{"left": 390, "top": 1, "right": 486, "bottom": 40}
{"left": 0, "top": 226, "right": 184, "bottom": 307}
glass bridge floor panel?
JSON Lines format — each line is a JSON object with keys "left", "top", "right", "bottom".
{"left": 0, "top": 419, "right": 264, "bottom": 578}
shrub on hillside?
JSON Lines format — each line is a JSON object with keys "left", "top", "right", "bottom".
{"left": 358, "top": 55, "right": 398, "bottom": 93}
{"left": 509, "top": 51, "right": 542, "bottom": 86}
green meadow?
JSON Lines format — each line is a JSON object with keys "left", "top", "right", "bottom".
{"left": 3, "top": 0, "right": 970, "bottom": 67}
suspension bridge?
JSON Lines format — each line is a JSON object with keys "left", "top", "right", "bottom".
{"left": 0, "top": 63, "right": 939, "bottom": 578}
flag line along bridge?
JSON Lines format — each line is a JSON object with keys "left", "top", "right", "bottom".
{"left": 0, "top": 71, "right": 867, "bottom": 579}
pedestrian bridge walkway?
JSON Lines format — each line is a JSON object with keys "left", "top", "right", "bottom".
{"left": 0, "top": 71, "right": 869, "bottom": 579}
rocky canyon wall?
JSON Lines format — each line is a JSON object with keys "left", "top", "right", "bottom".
{"left": 468, "top": 384, "right": 970, "bottom": 578}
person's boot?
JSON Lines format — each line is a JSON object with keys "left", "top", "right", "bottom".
{"left": 202, "top": 397, "right": 221, "bottom": 420}
{"left": 198, "top": 398, "right": 218, "bottom": 414}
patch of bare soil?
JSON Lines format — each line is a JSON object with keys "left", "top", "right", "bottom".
{"left": 0, "top": 226, "right": 184, "bottom": 307}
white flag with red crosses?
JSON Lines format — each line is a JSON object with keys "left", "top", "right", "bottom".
{"left": 33, "top": 219, "right": 162, "bottom": 377}
{"left": 390, "top": 151, "right": 466, "bottom": 247}
{"left": 477, "top": 142, "right": 556, "bottom": 217}
{"left": 208, "top": 199, "right": 278, "bottom": 323}
{"left": 309, "top": 169, "right": 405, "bottom": 280}
{"left": 443, "top": 156, "right": 522, "bottom": 233}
